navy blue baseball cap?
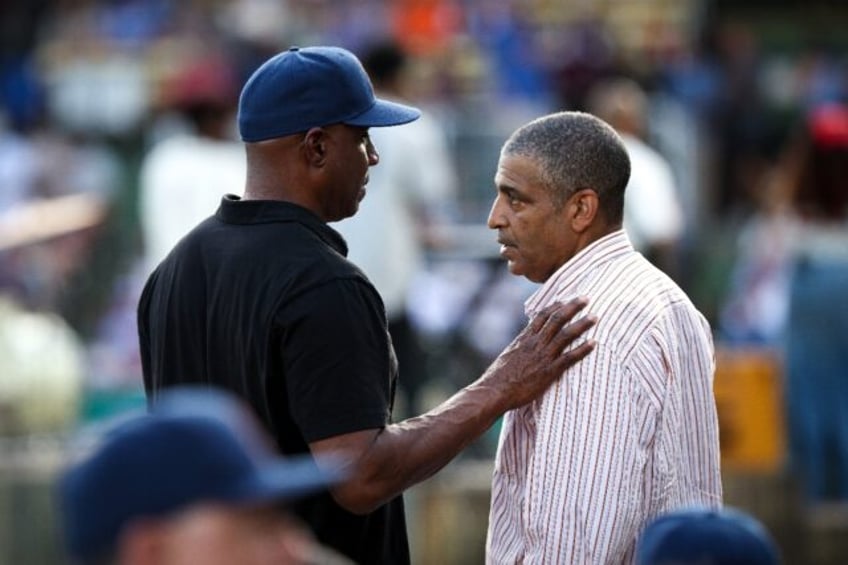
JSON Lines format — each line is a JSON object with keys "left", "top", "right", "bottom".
{"left": 637, "top": 507, "right": 780, "bottom": 565}
{"left": 238, "top": 45, "right": 421, "bottom": 142}
{"left": 58, "top": 387, "right": 344, "bottom": 562}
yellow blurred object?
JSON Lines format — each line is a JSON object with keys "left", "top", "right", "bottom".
{"left": 714, "top": 346, "right": 786, "bottom": 472}
{"left": 0, "top": 297, "right": 84, "bottom": 435}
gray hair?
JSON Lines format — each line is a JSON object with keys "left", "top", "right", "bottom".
{"left": 501, "top": 111, "right": 630, "bottom": 223}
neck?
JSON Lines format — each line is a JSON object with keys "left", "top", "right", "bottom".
{"left": 243, "top": 160, "right": 328, "bottom": 222}
{"left": 573, "top": 222, "right": 620, "bottom": 256}
{"left": 244, "top": 139, "right": 305, "bottom": 200}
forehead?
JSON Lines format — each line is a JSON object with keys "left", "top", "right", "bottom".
{"left": 495, "top": 152, "right": 546, "bottom": 190}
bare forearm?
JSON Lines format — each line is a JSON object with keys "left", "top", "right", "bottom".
{"left": 346, "top": 379, "right": 506, "bottom": 512}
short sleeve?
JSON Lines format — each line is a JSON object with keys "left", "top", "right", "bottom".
{"left": 277, "top": 278, "right": 396, "bottom": 442}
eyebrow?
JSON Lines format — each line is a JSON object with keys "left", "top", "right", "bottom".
{"left": 494, "top": 172, "right": 512, "bottom": 188}
{"left": 499, "top": 185, "right": 529, "bottom": 205}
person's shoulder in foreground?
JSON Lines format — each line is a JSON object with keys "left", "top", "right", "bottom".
{"left": 637, "top": 506, "right": 781, "bottom": 565}
{"left": 56, "top": 386, "right": 351, "bottom": 565}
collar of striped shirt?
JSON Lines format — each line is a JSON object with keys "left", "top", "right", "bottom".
{"left": 524, "top": 228, "right": 633, "bottom": 316}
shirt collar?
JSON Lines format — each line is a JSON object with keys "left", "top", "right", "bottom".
{"left": 216, "top": 194, "right": 348, "bottom": 256}
{"left": 525, "top": 229, "right": 634, "bottom": 315}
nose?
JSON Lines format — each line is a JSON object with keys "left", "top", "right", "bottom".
{"left": 487, "top": 195, "right": 506, "bottom": 230}
{"left": 366, "top": 137, "right": 379, "bottom": 166}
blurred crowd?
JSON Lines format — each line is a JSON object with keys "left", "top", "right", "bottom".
{"left": 1, "top": 0, "right": 847, "bottom": 556}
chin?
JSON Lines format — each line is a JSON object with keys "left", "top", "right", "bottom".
{"left": 327, "top": 206, "right": 358, "bottom": 223}
{"left": 510, "top": 263, "right": 544, "bottom": 283}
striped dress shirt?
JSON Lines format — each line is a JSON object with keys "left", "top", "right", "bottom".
{"left": 486, "top": 230, "right": 722, "bottom": 565}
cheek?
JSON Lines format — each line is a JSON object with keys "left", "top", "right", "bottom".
{"left": 515, "top": 218, "right": 546, "bottom": 255}
{"left": 355, "top": 145, "right": 370, "bottom": 170}
{"left": 518, "top": 219, "right": 565, "bottom": 273}
{"left": 521, "top": 242, "right": 549, "bottom": 273}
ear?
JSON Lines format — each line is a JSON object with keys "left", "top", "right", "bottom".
{"left": 117, "top": 519, "right": 167, "bottom": 565}
{"left": 301, "top": 127, "right": 329, "bottom": 168}
{"left": 568, "top": 189, "right": 600, "bottom": 233}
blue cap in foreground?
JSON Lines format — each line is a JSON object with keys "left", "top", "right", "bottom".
{"left": 58, "top": 386, "right": 343, "bottom": 562}
{"left": 637, "top": 506, "right": 780, "bottom": 565}
{"left": 238, "top": 45, "right": 421, "bottom": 142}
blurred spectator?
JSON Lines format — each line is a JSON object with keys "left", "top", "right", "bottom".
{"left": 0, "top": 117, "right": 39, "bottom": 215}
{"left": 0, "top": 54, "right": 45, "bottom": 134}
{"left": 334, "top": 39, "right": 460, "bottom": 416}
{"left": 777, "top": 102, "right": 848, "bottom": 503}
{"left": 33, "top": 0, "right": 178, "bottom": 137}
{"left": 0, "top": 120, "right": 120, "bottom": 315}
{"left": 0, "top": 189, "right": 110, "bottom": 436}
{"left": 138, "top": 52, "right": 245, "bottom": 273}
{"left": 710, "top": 20, "right": 769, "bottom": 218}
{"left": 464, "top": 3, "right": 552, "bottom": 109}
{"left": 1, "top": 0, "right": 49, "bottom": 134}
{"left": 57, "top": 386, "right": 351, "bottom": 565}
{"left": 718, "top": 165, "right": 793, "bottom": 346}
{"left": 636, "top": 506, "right": 781, "bottom": 565}
{"left": 586, "top": 77, "right": 685, "bottom": 278}
{"left": 84, "top": 260, "right": 148, "bottom": 393}
{"left": 388, "top": 0, "right": 463, "bottom": 57}
{"left": 548, "top": 17, "right": 617, "bottom": 111}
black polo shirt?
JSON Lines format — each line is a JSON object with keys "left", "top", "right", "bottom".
{"left": 138, "top": 195, "right": 409, "bottom": 564}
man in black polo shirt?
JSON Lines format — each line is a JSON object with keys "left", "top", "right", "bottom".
{"left": 138, "top": 46, "right": 597, "bottom": 564}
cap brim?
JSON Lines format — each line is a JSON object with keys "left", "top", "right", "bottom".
{"left": 344, "top": 98, "right": 421, "bottom": 128}
{"left": 151, "top": 387, "right": 347, "bottom": 504}
{"left": 236, "top": 453, "right": 346, "bottom": 505}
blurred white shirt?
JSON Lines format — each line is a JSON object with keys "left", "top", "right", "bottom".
{"left": 620, "top": 133, "right": 684, "bottom": 252}
{"left": 139, "top": 133, "right": 244, "bottom": 272}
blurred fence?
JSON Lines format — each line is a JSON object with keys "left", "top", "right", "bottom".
{"left": 0, "top": 436, "right": 66, "bottom": 565}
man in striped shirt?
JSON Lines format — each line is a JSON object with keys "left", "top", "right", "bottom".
{"left": 485, "top": 112, "right": 722, "bottom": 564}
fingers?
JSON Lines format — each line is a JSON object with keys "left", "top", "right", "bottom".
{"left": 545, "top": 311, "right": 596, "bottom": 368}
{"left": 555, "top": 313, "right": 597, "bottom": 345}
{"left": 553, "top": 337, "right": 597, "bottom": 372}
{"left": 532, "top": 296, "right": 590, "bottom": 344}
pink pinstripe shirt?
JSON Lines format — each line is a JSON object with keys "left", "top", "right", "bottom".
{"left": 486, "top": 230, "right": 722, "bottom": 565}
